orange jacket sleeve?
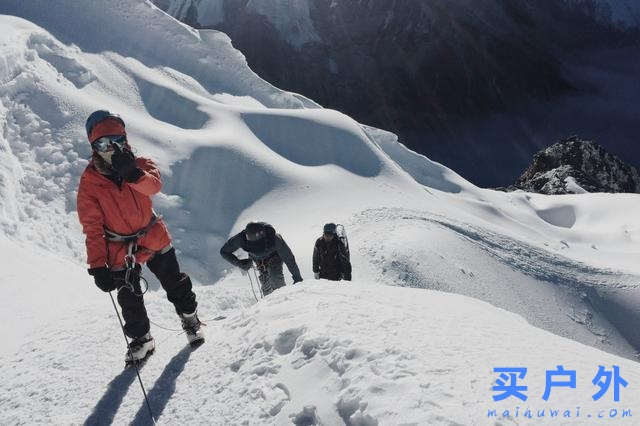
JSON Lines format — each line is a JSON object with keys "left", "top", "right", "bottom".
{"left": 128, "top": 157, "right": 163, "bottom": 196}
{"left": 77, "top": 176, "right": 107, "bottom": 268}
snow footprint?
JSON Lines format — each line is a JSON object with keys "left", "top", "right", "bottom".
{"left": 337, "top": 394, "right": 378, "bottom": 426}
{"left": 290, "top": 405, "right": 320, "bottom": 426}
{"left": 274, "top": 327, "right": 306, "bottom": 355}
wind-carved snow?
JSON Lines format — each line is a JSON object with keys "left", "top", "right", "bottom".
{"left": 352, "top": 207, "right": 640, "bottom": 357}
{"left": 0, "top": 26, "right": 91, "bottom": 258}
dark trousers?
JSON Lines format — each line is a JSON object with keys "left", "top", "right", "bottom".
{"left": 256, "top": 259, "right": 285, "bottom": 296}
{"left": 115, "top": 248, "right": 197, "bottom": 339}
{"left": 319, "top": 270, "right": 342, "bottom": 281}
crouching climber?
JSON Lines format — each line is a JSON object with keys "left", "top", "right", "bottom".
{"left": 220, "top": 222, "right": 303, "bottom": 296}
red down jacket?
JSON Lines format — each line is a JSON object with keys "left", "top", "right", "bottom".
{"left": 77, "top": 157, "right": 171, "bottom": 269}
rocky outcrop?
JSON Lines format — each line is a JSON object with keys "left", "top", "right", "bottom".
{"left": 512, "top": 137, "right": 640, "bottom": 194}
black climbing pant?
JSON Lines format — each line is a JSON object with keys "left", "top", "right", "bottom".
{"left": 115, "top": 248, "right": 197, "bottom": 338}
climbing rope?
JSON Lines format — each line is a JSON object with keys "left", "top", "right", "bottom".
{"left": 248, "top": 267, "right": 260, "bottom": 302}
{"left": 252, "top": 266, "right": 264, "bottom": 299}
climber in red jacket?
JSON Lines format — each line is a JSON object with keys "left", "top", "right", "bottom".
{"left": 77, "top": 110, "right": 203, "bottom": 362}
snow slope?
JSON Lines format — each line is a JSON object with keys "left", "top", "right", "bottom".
{"left": 1, "top": 0, "right": 640, "bottom": 423}
{"left": 2, "top": 237, "right": 639, "bottom": 425}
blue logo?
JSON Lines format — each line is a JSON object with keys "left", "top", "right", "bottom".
{"left": 487, "top": 365, "right": 631, "bottom": 421}
{"left": 492, "top": 367, "right": 528, "bottom": 401}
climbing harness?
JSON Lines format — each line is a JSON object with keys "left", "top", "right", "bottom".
{"left": 105, "top": 214, "right": 162, "bottom": 296}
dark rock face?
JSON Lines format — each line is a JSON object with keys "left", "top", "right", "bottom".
{"left": 152, "top": 0, "right": 640, "bottom": 187}
{"left": 512, "top": 137, "right": 640, "bottom": 194}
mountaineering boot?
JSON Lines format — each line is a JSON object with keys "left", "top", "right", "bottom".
{"left": 125, "top": 332, "right": 155, "bottom": 364}
{"left": 181, "top": 310, "right": 205, "bottom": 347}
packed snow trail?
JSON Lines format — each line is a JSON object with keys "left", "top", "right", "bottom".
{"left": 351, "top": 207, "right": 640, "bottom": 360}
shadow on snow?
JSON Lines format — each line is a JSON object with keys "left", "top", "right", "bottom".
{"left": 84, "top": 346, "right": 193, "bottom": 425}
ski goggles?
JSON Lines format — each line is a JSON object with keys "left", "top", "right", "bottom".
{"left": 91, "top": 135, "right": 127, "bottom": 152}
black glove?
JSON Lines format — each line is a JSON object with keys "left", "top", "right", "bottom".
{"left": 111, "top": 146, "right": 143, "bottom": 182}
{"left": 292, "top": 275, "right": 303, "bottom": 284}
{"left": 88, "top": 267, "right": 117, "bottom": 292}
{"left": 238, "top": 258, "right": 253, "bottom": 271}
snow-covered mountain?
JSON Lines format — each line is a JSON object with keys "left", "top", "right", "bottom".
{"left": 153, "top": 0, "right": 640, "bottom": 32}
{"left": 153, "top": 0, "right": 640, "bottom": 187}
{"left": 511, "top": 136, "right": 640, "bottom": 194}
{"left": 1, "top": 1, "right": 640, "bottom": 424}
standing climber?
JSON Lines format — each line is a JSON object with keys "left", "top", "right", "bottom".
{"left": 77, "top": 110, "right": 204, "bottom": 363}
{"left": 220, "top": 222, "right": 303, "bottom": 296}
{"left": 313, "top": 223, "right": 351, "bottom": 281}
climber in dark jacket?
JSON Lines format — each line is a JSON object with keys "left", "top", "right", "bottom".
{"left": 220, "top": 222, "right": 303, "bottom": 296}
{"left": 313, "top": 223, "right": 351, "bottom": 281}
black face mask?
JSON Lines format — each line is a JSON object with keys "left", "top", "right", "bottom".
{"left": 246, "top": 230, "right": 264, "bottom": 242}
